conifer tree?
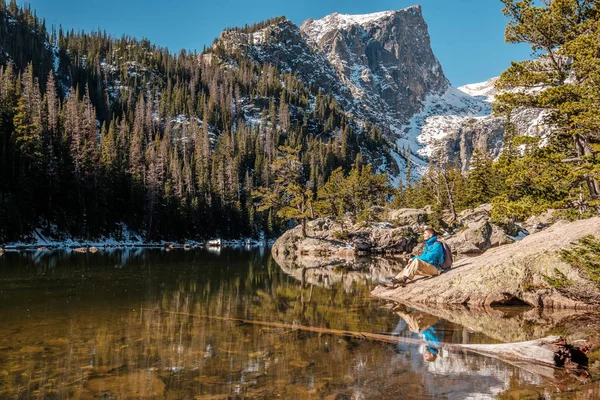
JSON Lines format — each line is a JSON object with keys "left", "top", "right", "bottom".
{"left": 496, "top": 0, "right": 600, "bottom": 215}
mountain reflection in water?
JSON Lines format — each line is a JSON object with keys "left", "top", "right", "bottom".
{"left": 0, "top": 249, "right": 597, "bottom": 399}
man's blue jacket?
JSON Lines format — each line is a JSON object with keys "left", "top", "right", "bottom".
{"left": 415, "top": 236, "right": 445, "bottom": 269}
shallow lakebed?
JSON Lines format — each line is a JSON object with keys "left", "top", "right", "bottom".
{"left": 0, "top": 248, "right": 598, "bottom": 399}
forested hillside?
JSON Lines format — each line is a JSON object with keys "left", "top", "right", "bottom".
{"left": 0, "top": 0, "right": 389, "bottom": 242}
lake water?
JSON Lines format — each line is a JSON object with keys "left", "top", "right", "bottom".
{"left": 0, "top": 248, "right": 597, "bottom": 399}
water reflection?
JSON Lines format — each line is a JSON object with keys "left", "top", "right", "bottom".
{"left": 0, "top": 249, "right": 597, "bottom": 399}
{"left": 273, "top": 254, "right": 600, "bottom": 398}
{"left": 276, "top": 254, "right": 408, "bottom": 294}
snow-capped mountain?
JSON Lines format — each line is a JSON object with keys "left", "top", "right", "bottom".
{"left": 214, "top": 7, "right": 548, "bottom": 183}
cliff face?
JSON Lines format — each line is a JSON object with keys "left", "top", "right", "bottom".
{"left": 300, "top": 7, "right": 449, "bottom": 128}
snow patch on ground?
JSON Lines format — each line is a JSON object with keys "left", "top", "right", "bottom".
{"left": 1, "top": 223, "right": 272, "bottom": 251}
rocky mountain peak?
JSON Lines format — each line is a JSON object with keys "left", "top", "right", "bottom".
{"left": 300, "top": 8, "right": 414, "bottom": 45}
{"left": 299, "top": 6, "right": 449, "bottom": 131}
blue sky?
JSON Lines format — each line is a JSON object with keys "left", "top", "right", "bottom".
{"left": 20, "top": 0, "right": 531, "bottom": 86}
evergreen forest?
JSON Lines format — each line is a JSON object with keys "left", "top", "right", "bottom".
{"left": 0, "top": 0, "right": 389, "bottom": 242}
{"left": 1, "top": 0, "right": 599, "bottom": 242}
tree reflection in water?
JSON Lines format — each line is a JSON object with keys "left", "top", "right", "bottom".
{"left": 0, "top": 249, "right": 597, "bottom": 399}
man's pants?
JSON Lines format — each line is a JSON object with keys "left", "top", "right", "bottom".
{"left": 395, "top": 258, "right": 441, "bottom": 280}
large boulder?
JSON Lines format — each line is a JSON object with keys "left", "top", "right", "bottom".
{"left": 372, "top": 217, "right": 600, "bottom": 309}
{"left": 444, "top": 204, "right": 515, "bottom": 256}
{"left": 522, "top": 209, "right": 559, "bottom": 234}
{"left": 456, "top": 203, "right": 492, "bottom": 226}
{"left": 369, "top": 225, "right": 416, "bottom": 253}
{"left": 386, "top": 208, "right": 429, "bottom": 228}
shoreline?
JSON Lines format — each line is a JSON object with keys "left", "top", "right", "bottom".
{"left": 0, "top": 239, "right": 274, "bottom": 252}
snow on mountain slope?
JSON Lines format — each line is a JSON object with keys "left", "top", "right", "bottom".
{"left": 458, "top": 77, "right": 499, "bottom": 102}
{"left": 216, "top": 10, "right": 552, "bottom": 185}
{"left": 394, "top": 86, "right": 492, "bottom": 172}
{"left": 300, "top": 6, "right": 449, "bottom": 131}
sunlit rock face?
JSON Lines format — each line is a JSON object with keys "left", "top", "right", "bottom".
{"left": 373, "top": 217, "right": 600, "bottom": 309}
{"left": 300, "top": 7, "right": 449, "bottom": 129}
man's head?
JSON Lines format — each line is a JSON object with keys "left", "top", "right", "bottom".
{"left": 423, "top": 228, "right": 436, "bottom": 240}
{"left": 423, "top": 347, "right": 438, "bottom": 362}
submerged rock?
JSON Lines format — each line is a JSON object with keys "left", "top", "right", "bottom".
{"left": 372, "top": 217, "right": 600, "bottom": 309}
{"left": 393, "top": 302, "right": 600, "bottom": 344}
{"left": 84, "top": 372, "right": 165, "bottom": 398}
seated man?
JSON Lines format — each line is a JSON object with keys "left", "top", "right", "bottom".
{"left": 385, "top": 228, "right": 444, "bottom": 288}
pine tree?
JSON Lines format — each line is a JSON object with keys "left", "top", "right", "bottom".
{"left": 496, "top": 0, "right": 600, "bottom": 215}
{"left": 465, "top": 148, "right": 496, "bottom": 207}
{"left": 13, "top": 64, "right": 43, "bottom": 172}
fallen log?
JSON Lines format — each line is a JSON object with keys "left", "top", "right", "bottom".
{"left": 140, "top": 308, "right": 589, "bottom": 370}
{"left": 449, "top": 336, "right": 590, "bottom": 370}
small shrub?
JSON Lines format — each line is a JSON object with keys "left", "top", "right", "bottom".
{"left": 542, "top": 268, "right": 574, "bottom": 289}
{"left": 557, "top": 208, "right": 597, "bottom": 222}
{"left": 559, "top": 235, "right": 600, "bottom": 285}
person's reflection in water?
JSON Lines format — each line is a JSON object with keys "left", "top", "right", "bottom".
{"left": 395, "top": 310, "right": 442, "bottom": 362}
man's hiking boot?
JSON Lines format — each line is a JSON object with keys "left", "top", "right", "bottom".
{"left": 381, "top": 276, "right": 408, "bottom": 289}
{"left": 391, "top": 277, "right": 409, "bottom": 286}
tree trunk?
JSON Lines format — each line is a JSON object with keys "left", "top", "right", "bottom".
{"left": 574, "top": 134, "right": 600, "bottom": 199}
{"left": 442, "top": 168, "right": 457, "bottom": 222}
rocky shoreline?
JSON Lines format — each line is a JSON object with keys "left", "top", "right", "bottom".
{"left": 272, "top": 205, "right": 520, "bottom": 267}
{"left": 372, "top": 217, "right": 600, "bottom": 309}
{"left": 272, "top": 206, "right": 600, "bottom": 309}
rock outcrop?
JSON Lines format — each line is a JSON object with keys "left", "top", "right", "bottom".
{"left": 272, "top": 217, "right": 418, "bottom": 263}
{"left": 384, "top": 208, "right": 429, "bottom": 228}
{"left": 372, "top": 217, "right": 600, "bottom": 309}
{"left": 445, "top": 204, "right": 517, "bottom": 256}
{"left": 271, "top": 205, "right": 522, "bottom": 269}
{"left": 300, "top": 7, "right": 449, "bottom": 127}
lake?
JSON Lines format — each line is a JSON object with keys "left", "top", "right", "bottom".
{"left": 0, "top": 248, "right": 596, "bottom": 399}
